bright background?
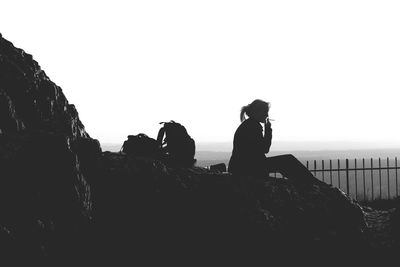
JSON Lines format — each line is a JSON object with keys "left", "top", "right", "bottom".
{"left": 1, "top": 0, "right": 400, "bottom": 149}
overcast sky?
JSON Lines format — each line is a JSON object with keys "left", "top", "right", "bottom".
{"left": 2, "top": 0, "right": 400, "bottom": 149}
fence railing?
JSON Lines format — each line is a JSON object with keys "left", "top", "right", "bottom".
{"left": 271, "top": 157, "right": 400, "bottom": 201}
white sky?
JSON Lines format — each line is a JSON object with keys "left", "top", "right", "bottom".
{"left": 2, "top": 0, "right": 400, "bottom": 149}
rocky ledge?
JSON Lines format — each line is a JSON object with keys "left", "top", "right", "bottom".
{"left": 0, "top": 33, "right": 399, "bottom": 266}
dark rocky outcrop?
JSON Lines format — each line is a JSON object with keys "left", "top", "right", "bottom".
{"left": 0, "top": 133, "right": 93, "bottom": 266}
{"left": 0, "top": 33, "right": 397, "bottom": 266}
{"left": 0, "top": 33, "right": 98, "bottom": 266}
{"left": 0, "top": 33, "right": 88, "bottom": 139}
{"left": 88, "top": 153, "right": 369, "bottom": 265}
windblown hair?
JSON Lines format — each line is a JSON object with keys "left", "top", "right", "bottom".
{"left": 240, "top": 99, "right": 270, "bottom": 122}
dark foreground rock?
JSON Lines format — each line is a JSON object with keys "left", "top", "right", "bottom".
{"left": 86, "top": 152, "right": 369, "bottom": 265}
{"left": 0, "top": 133, "right": 93, "bottom": 266}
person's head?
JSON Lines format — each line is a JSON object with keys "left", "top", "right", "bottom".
{"left": 240, "top": 99, "right": 270, "bottom": 122}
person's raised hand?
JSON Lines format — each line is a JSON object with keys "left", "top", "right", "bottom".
{"left": 265, "top": 118, "right": 271, "bottom": 128}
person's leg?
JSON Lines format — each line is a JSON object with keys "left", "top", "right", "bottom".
{"left": 265, "top": 154, "right": 324, "bottom": 185}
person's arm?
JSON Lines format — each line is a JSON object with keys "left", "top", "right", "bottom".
{"left": 240, "top": 120, "right": 271, "bottom": 156}
{"left": 262, "top": 119, "right": 272, "bottom": 153}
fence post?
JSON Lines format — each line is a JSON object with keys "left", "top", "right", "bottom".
{"left": 314, "top": 160, "right": 317, "bottom": 176}
{"left": 346, "top": 159, "right": 350, "bottom": 196}
{"left": 362, "top": 158, "right": 366, "bottom": 201}
{"left": 322, "top": 160, "right": 325, "bottom": 182}
{"left": 379, "top": 158, "right": 382, "bottom": 199}
{"left": 338, "top": 159, "right": 341, "bottom": 189}
{"left": 371, "top": 158, "right": 374, "bottom": 201}
{"left": 354, "top": 158, "right": 357, "bottom": 200}
{"left": 396, "top": 157, "right": 398, "bottom": 198}
{"left": 387, "top": 157, "right": 390, "bottom": 199}
{"left": 330, "top": 160, "right": 333, "bottom": 185}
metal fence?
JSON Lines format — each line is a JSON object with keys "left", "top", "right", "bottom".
{"left": 308, "top": 157, "right": 399, "bottom": 201}
{"left": 271, "top": 157, "right": 400, "bottom": 201}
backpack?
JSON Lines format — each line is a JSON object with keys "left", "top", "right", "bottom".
{"left": 121, "top": 134, "right": 160, "bottom": 159}
{"left": 157, "top": 121, "right": 196, "bottom": 167}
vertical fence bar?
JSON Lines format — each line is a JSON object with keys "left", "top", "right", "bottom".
{"left": 338, "top": 159, "right": 341, "bottom": 189}
{"left": 387, "top": 157, "right": 390, "bottom": 199}
{"left": 354, "top": 159, "right": 357, "bottom": 200}
{"left": 307, "top": 161, "right": 309, "bottom": 170}
{"left": 329, "top": 160, "right": 333, "bottom": 185}
{"left": 346, "top": 159, "right": 350, "bottom": 196}
{"left": 362, "top": 158, "right": 366, "bottom": 201}
{"left": 379, "top": 158, "right": 382, "bottom": 199}
{"left": 394, "top": 157, "right": 399, "bottom": 197}
{"left": 371, "top": 158, "right": 374, "bottom": 201}
{"left": 314, "top": 160, "right": 317, "bottom": 176}
{"left": 322, "top": 160, "right": 325, "bottom": 182}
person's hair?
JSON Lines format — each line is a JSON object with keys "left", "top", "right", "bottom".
{"left": 240, "top": 99, "right": 270, "bottom": 122}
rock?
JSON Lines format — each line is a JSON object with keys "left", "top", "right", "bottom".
{"left": 0, "top": 133, "right": 92, "bottom": 266}
{"left": 71, "top": 137, "right": 102, "bottom": 182}
{"left": 258, "top": 178, "right": 366, "bottom": 244}
{"left": 0, "top": 33, "right": 88, "bottom": 139}
{"left": 390, "top": 198, "right": 400, "bottom": 247}
{"left": 90, "top": 152, "right": 368, "bottom": 264}
{"left": 0, "top": 33, "right": 96, "bottom": 266}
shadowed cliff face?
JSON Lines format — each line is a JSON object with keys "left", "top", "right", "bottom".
{"left": 0, "top": 33, "right": 98, "bottom": 266}
{"left": 0, "top": 33, "right": 88, "bottom": 139}
{"left": 0, "top": 33, "right": 398, "bottom": 266}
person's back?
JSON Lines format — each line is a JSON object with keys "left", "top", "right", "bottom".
{"left": 228, "top": 117, "right": 269, "bottom": 178}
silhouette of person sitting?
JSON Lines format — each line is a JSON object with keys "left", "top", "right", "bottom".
{"left": 228, "top": 99, "right": 324, "bottom": 199}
